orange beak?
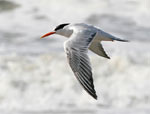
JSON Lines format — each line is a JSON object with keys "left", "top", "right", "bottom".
{"left": 40, "top": 31, "right": 56, "bottom": 39}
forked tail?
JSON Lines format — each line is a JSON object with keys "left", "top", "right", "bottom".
{"left": 113, "top": 37, "right": 129, "bottom": 42}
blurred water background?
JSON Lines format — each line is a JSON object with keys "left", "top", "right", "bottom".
{"left": 0, "top": 0, "right": 150, "bottom": 114}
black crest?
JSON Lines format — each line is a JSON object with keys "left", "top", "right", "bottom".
{"left": 54, "top": 23, "right": 70, "bottom": 31}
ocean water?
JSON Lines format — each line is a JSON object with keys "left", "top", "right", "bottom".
{"left": 0, "top": 0, "right": 150, "bottom": 114}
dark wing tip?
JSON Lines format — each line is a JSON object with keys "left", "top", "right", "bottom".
{"left": 106, "top": 55, "right": 110, "bottom": 59}
{"left": 92, "top": 93, "right": 98, "bottom": 100}
{"left": 86, "top": 88, "right": 98, "bottom": 100}
{"left": 101, "top": 53, "right": 110, "bottom": 59}
{"left": 83, "top": 87, "right": 98, "bottom": 100}
{"left": 75, "top": 71, "right": 98, "bottom": 100}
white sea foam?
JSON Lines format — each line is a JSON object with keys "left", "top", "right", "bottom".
{"left": 0, "top": 47, "right": 150, "bottom": 111}
{"left": 0, "top": 0, "right": 149, "bottom": 54}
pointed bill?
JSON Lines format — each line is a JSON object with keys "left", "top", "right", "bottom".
{"left": 40, "top": 31, "right": 56, "bottom": 39}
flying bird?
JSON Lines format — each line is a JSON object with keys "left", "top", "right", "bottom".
{"left": 41, "top": 23, "right": 128, "bottom": 100}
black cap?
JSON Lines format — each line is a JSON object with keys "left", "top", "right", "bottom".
{"left": 54, "top": 23, "right": 70, "bottom": 31}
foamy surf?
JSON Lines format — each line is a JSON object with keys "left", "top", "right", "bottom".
{"left": 0, "top": 47, "right": 149, "bottom": 111}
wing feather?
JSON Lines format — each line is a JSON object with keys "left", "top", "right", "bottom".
{"left": 89, "top": 42, "right": 110, "bottom": 59}
{"left": 64, "top": 30, "right": 97, "bottom": 99}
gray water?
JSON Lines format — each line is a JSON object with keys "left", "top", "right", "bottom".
{"left": 0, "top": 0, "right": 150, "bottom": 114}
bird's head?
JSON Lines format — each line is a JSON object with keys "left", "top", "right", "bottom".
{"left": 41, "top": 23, "right": 72, "bottom": 39}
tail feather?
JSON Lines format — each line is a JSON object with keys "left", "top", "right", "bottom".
{"left": 99, "top": 29, "right": 129, "bottom": 42}
{"left": 113, "top": 37, "right": 129, "bottom": 42}
{"left": 100, "top": 30, "right": 129, "bottom": 42}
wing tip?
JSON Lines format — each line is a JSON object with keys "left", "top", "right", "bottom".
{"left": 93, "top": 94, "right": 98, "bottom": 100}
{"left": 90, "top": 92, "right": 98, "bottom": 100}
{"left": 106, "top": 56, "right": 111, "bottom": 59}
{"left": 101, "top": 55, "right": 110, "bottom": 59}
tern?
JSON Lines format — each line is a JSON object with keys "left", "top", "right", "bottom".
{"left": 41, "top": 23, "right": 128, "bottom": 100}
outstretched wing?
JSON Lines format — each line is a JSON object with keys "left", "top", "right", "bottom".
{"left": 89, "top": 42, "right": 110, "bottom": 59}
{"left": 64, "top": 30, "right": 97, "bottom": 99}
